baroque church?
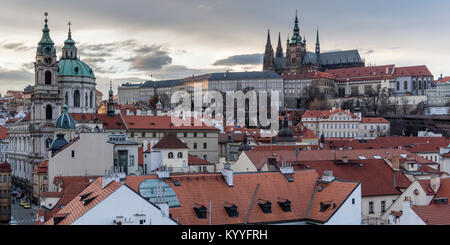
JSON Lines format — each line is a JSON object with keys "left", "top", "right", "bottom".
{"left": 263, "top": 12, "right": 365, "bottom": 75}
{"left": 7, "top": 13, "right": 108, "bottom": 200}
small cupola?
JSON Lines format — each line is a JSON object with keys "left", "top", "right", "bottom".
{"left": 55, "top": 104, "right": 76, "bottom": 130}
{"left": 50, "top": 133, "right": 69, "bottom": 153}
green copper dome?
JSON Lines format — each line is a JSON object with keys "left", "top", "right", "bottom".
{"left": 55, "top": 105, "right": 76, "bottom": 129}
{"left": 58, "top": 59, "right": 95, "bottom": 79}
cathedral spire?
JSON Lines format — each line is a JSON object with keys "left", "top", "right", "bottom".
{"left": 263, "top": 29, "right": 275, "bottom": 72}
{"left": 291, "top": 10, "right": 302, "bottom": 44}
{"left": 315, "top": 28, "right": 320, "bottom": 54}
{"left": 276, "top": 32, "right": 283, "bottom": 58}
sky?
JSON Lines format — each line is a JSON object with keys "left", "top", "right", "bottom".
{"left": 0, "top": 0, "right": 449, "bottom": 99}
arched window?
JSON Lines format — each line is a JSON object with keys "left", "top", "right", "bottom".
{"left": 404, "top": 81, "right": 408, "bottom": 90}
{"left": 90, "top": 91, "right": 93, "bottom": 108}
{"left": 168, "top": 152, "right": 174, "bottom": 159}
{"left": 45, "top": 71, "right": 52, "bottom": 85}
{"left": 45, "top": 104, "right": 52, "bottom": 120}
{"left": 177, "top": 152, "right": 183, "bottom": 158}
{"left": 396, "top": 81, "right": 400, "bottom": 90}
{"left": 65, "top": 92, "right": 69, "bottom": 105}
{"left": 85, "top": 92, "right": 88, "bottom": 107}
{"left": 74, "top": 90, "right": 80, "bottom": 108}
{"left": 413, "top": 81, "right": 417, "bottom": 90}
{"left": 419, "top": 81, "right": 422, "bottom": 90}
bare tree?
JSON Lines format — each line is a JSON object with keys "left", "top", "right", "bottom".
{"left": 400, "top": 96, "right": 409, "bottom": 115}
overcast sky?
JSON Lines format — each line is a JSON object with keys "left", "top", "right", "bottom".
{"left": 0, "top": 0, "right": 449, "bottom": 98}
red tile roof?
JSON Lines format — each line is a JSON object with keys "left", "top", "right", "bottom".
{"left": 188, "top": 154, "right": 213, "bottom": 166}
{"left": 418, "top": 179, "right": 436, "bottom": 196}
{"left": 34, "top": 160, "right": 48, "bottom": 173}
{"left": 152, "top": 133, "right": 189, "bottom": 149}
{"left": 394, "top": 65, "right": 433, "bottom": 77}
{"left": 44, "top": 177, "right": 122, "bottom": 225}
{"left": 411, "top": 204, "right": 450, "bottom": 225}
{"left": 251, "top": 145, "right": 319, "bottom": 152}
{"left": 70, "top": 113, "right": 127, "bottom": 130}
{"left": 123, "top": 115, "right": 219, "bottom": 131}
{"left": 0, "top": 161, "right": 11, "bottom": 171}
{"left": 292, "top": 159, "right": 410, "bottom": 197}
{"left": 361, "top": 117, "right": 389, "bottom": 124}
{"left": 434, "top": 178, "right": 450, "bottom": 200}
{"left": 125, "top": 171, "right": 359, "bottom": 225}
{"left": 302, "top": 108, "right": 358, "bottom": 119}
{"left": 0, "top": 127, "right": 8, "bottom": 140}
{"left": 282, "top": 71, "right": 336, "bottom": 80}
{"left": 327, "top": 65, "right": 395, "bottom": 82}
{"left": 40, "top": 192, "right": 63, "bottom": 198}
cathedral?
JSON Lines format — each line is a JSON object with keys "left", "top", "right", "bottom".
{"left": 263, "top": 12, "right": 365, "bottom": 75}
{"left": 7, "top": 13, "right": 100, "bottom": 200}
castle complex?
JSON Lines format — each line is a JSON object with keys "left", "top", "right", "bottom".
{"left": 263, "top": 12, "right": 365, "bottom": 75}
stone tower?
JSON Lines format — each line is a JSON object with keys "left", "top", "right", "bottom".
{"left": 276, "top": 32, "right": 284, "bottom": 58}
{"left": 262, "top": 30, "right": 275, "bottom": 72}
{"left": 285, "top": 11, "right": 307, "bottom": 74}
{"left": 31, "top": 12, "right": 62, "bottom": 124}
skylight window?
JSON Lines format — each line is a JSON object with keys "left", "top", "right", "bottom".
{"left": 374, "top": 156, "right": 382, "bottom": 159}
{"left": 400, "top": 154, "right": 408, "bottom": 158}
{"left": 358, "top": 156, "right": 367, "bottom": 160}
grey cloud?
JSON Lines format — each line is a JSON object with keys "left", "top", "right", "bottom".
{"left": 126, "top": 45, "right": 173, "bottom": 71}
{"left": 21, "top": 62, "right": 34, "bottom": 70}
{"left": 0, "top": 67, "right": 34, "bottom": 93}
{"left": 2, "top": 42, "right": 32, "bottom": 52}
{"left": 213, "top": 54, "right": 263, "bottom": 66}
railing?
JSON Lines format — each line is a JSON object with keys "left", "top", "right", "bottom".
{"left": 361, "top": 215, "right": 389, "bottom": 225}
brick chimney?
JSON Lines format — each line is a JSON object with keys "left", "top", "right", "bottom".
{"left": 391, "top": 156, "right": 400, "bottom": 170}
{"left": 430, "top": 175, "right": 441, "bottom": 194}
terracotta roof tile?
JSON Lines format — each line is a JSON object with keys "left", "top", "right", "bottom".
{"left": 188, "top": 154, "right": 213, "bottom": 166}
{"left": 152, "top": 133, "right": 189, "bottom": 149}
{"left": 123, "top": 115, "right": 219, "bottom": 131}
{"left": 412, "top": 204, "right": 450, "bottom": 225}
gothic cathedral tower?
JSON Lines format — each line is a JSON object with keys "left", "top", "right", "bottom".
{"left": 262, "top": 30, "right": 275, "bottom": 72}
{"left": 285, "top": 11, "right": 307, "bottom": 74}
{"left": 31, "top": 12, "right": 62, "bottom": 124}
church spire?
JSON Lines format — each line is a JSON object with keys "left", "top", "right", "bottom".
{"left": 37, "top": 12, "right": 55, "bottom": 56}
{"left": 107, "top": 81, "right": 115, "bottom": 117}
{"left": 263, "top": 29, "right": 275, "bottom": 72}
{"left": 315, "top": 28, "right": 320, "bottom": 54}
{"left": 276, "top": 32, "right": 283, "bottom": 58}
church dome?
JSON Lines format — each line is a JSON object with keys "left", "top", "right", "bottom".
{"left": 50, "top": 133, "right": 69, "bottom": 153}
{"left": 277, "top": 116, "right": 295, "bottom": 142}
{"left": 58, "top": 59, "right": 95, "bottom": 79}
{"left": 55, "top": 105, "right": 76, "bottom": 129}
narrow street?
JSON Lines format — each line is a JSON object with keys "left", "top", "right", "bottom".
{"left": 10, "top": 187, "right": 38, "bottom": 225}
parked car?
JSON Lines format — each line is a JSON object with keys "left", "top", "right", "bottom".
{"left": 20, "top": 200, "right": 26, "bottom": 207}
{"left": 23, "top": 203, "right": 31, "bottom": 209}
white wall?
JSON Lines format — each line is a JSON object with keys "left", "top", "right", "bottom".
{"left": 326, "top": 184, "right": 362, "bottom": 225}
{"left": 389, "top": 201, "right": 426, "bottom": 225}
{"left": 72, "top": 185, "right": 177, "bottom": 225}
{"left": 48, "top": 133, "right": 114, "bottom": 191}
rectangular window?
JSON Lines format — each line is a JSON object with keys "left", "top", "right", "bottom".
{"left": 203, "top": 133, "right": 207, "bottom": 137}
{"left": 130, "top": 155, "right": 134, "bottom": 166}
{"left": 71, "top": 150, "right": 75, "bottom": 158}
{"left": 194, "top": 133, "right": 197, "bottom": 137}
{"left": 141, "top": 132, "right": 145, "bottom": 137}
{"left": 131, "top": 133, "right": 135, "bottom": 137}
{"left": 153, "top": 132, "right": 156, "bottom": 137}
{"left": 184, "top": 133, "right": 187, "bottom": 137}
{"left": 203, "top": 143, "right": 207, "bottom": 149}
{"left": 194, "top": 143, "right": 197, "bottom": 149}
{"left": 369, "top": 202, "right": 374, "bottom": 214}
{"left": 381, "top": 201, "right": 386, "bottom": 213}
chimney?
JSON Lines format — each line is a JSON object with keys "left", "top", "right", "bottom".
{"left": 342, "top": 156, "right": 349, "bottom": 163}
{"left": 321, "top": 170, "right": 335, "bottom": 183}
{"left": 280, "top": 161, "right": 294, "bottom": 175}
{"left": 221, "top": 163, "right": 233, "bottom": 187}
{"left": 386, "top": 67, "right": 389, "bottom": 75}
{"left": 391, "top": 156, "right": 400, "bottom": 170}
{"left": 157, "top": 165, "right": 170, "bottom": 179}
{"left": 430, "top": 175, "right": 441, "bottom": 194}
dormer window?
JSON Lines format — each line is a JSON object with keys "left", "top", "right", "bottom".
{"left": 277, "top": 198, "right": 291, "bottom": 212}
{"left": 257, "top": 199, "right": 272, "bottom": 214}
{"left": 193, "top": 204, "right": 207, "bottom": 219}
{"left": 320, "top": 201, "right": 336, "bottom": 212}
{"left": 224, "top": 203, "right": 239, "bottom": 218}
